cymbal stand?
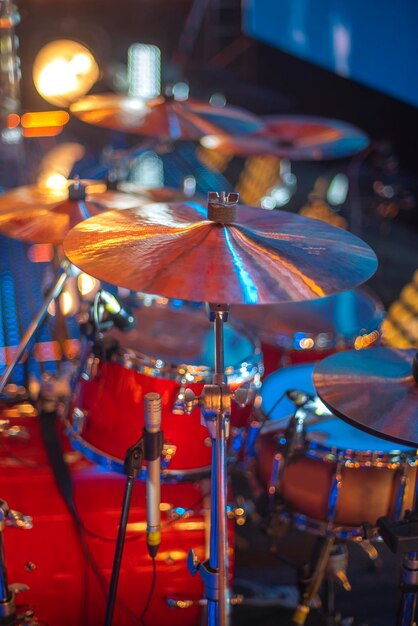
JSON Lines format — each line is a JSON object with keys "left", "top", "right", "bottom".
{"left": 0, "top": 259, "right": 74, "bottom": 395}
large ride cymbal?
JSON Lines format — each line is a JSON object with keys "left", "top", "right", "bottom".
{"left": 63, "top": 196, "right": 377, "bottom": 304}
{"left": 0, "top": 180, "right": 141, "bottom": 244}
{"left": 70, "top": 94, "right": 263, "bottom": 140}
{"left": 201, "top": 116, "right": 369, "bottom": 160}
{"left": 313, "top": 348, "right": 418, "bottom": 447}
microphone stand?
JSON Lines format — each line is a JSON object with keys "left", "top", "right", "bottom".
{"left": 103, "top": 393, "right": 163, "bottom": 626}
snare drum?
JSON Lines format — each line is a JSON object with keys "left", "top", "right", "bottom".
{"left": 257, "top": 364, "right": 417, "bottom": 536}
{"left": 233, "top": 288, "right": 384, "bottom": 376}
{"left": 69, "top": 301, "right": 262, "bottom": 478}
{"left": 0, "top": 405, "right": 210, "bottom": 626}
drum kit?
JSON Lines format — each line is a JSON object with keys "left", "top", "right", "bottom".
{"left": 0, "top": 95, "right": 416, "bottom": 626}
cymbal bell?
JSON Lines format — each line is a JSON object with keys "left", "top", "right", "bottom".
{"left": 313, "top": 348, "right": 418, "bottom": 447}
{"left": 200, "top": 116, "right": 369, "bottom": 160}
{"left": 0, "top": 180, "right": 141, "bottom": 244}
{"left": 63, "top": 193, "right": 377, "bottom": 304}
{"left": 70, "top": 94, "right": 263, "bottom": 140}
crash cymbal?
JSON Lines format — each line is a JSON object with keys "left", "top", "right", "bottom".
{"left": 313, "top": 348, "right": 418, "bottom": 447}
{"left": 201, "top": 116, "right": 369, "bottom": 160}
{"left": 70, "top": 94, "right": 263, "bottom": 140}
{"left": 257, "top": 116, "right": 369, "bottom": 160}
{"left": 0, "top": 180, "right": 141, "bottom": 244}
{"left": 63, "top": 193, "right": 377, "bottom": 304}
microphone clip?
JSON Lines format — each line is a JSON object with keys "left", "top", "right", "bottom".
{"left": 123, "top": 438, "right": 145, "bottom": 479}
{"left": 143, "top": 429, "right": 164, "bottom": 463}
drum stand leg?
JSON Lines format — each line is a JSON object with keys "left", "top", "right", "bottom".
{"left": 0, "top": 259, "right": 72, "bottom": 394}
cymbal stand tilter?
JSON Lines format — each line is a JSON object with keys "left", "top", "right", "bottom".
{"left": 0, "top": 259, "right": 74, "bottom": 395}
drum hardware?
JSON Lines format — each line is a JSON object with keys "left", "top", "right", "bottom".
{"left": 0, "top": 420, "right": 29, "bottom": 441}
{"left": 378, "top": 512, "right": 418, "bottom": 626}
{"left": 166, "top": 595, "right": 244, "bottom": 609}
{"left": 62, "top": 190, "right": 378, "bottom": 626}
{"left": 0, "top": 500, "right": 32, "bottom": 626}
{"left": 104, "top": 392, "right": 163, "bottom": 626}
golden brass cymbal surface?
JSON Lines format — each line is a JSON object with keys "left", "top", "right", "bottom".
{"left": 314, "top": 348, "right": 418, "bottom": 447}
{"left": 70, "top": 94, "right": 263, "bottom": 140}
{"left": 63, "top": 200, "right": 378, "bottom": 304}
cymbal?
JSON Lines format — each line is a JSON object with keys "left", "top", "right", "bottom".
{"left": 0, "top": 180, "right": 141, "bottom": 244}
{"left": 70, "top": 94, "right": 263, "bottom": 140}
{"left": 63, "top": 195, "right": 377, "bottom": 304}
{"left": 201, "top": 116, "right": 369, "bottom": 160}
{"left": 258, "top": 116, "right": 369, "bottom": 160}
{"left": 313, "top": 348, "right": 418, "bottom": 447}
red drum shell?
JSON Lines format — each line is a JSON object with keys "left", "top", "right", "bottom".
{"left": 70, "top": 302, "right": 262, "bottom": 475}
{"left": 0, "top": 410, "right": 218, "bottom": 626}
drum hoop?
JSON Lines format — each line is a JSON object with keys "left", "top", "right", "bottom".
{"left": 65, "top": 419, "right": 212, "bottom": 482}
{"left": 111, "top": 322, "right": 264, "bottom": 385}
{"left": 259, "top": 416, "right": 418, "bottom": 467}
{"left": 278, "top": 510, "right": 381, "bottom": 541}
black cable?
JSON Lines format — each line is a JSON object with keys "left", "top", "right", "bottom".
{"left": 140, "top": 556, "right": 157, "bottom": 626}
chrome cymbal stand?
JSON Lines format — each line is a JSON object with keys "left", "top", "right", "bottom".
{"left": 0, "top": 259, "right": 73, "bottom": 394}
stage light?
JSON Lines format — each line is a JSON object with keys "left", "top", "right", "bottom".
{"left": 33, "top": 40, "right": 99, "bottom": 107}
{"left": 128, "top": 43, "right": 161, "bottom": 99}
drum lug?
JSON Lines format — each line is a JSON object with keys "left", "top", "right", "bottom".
{"left": 0, "top": 501, "right": 32, "bottom": 530}
{"left": 0, "top": 420, "right": 30, "bottom": 440}
{"left": 166, "top": 594, "right": 243, "bottom": 608}
{"left": 161, "top": 443, "right": 177, "bottom": 468}
{"left": 81, "top": 356, "right": 100, "bottom": 381}
{"left": 72, "top": 408, "right": 87, "bottom": 434}
{"left": 172, "top": 385, "right": 187, "bottom": 415}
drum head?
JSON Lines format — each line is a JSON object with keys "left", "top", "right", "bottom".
{"left": 261, "top": 363, "right": 412, "bottom": 453}
{"left": 109, "top": 300, "right": 260, "bottom": 381}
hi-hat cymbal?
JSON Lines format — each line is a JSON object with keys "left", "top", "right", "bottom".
{"left": 70, "top": 94, "right": 263, "bottom": 140}
{"left": 63, "top": 195, "right": 377, "bottom": 304}
{"left": 0, "top": 180, "right": 141, "bottom": 244}
{"left": 201, "top": 116, "right": 369, "bottom": 160}
{"left": 313, "top": 348, "right": 418, "bottom": 447}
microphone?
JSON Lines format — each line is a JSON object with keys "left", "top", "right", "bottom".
{"left": 98, "top": 290, "right": 136, "bottom": 331}
{"left": 285, "top": 389, "right": 315, "bottom": 408}
{"left": 143, "top": 392, "right": 163, "bottom": 557}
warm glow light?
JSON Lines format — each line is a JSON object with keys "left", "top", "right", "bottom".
{"left": 77, "top": 273, "right": 98, "bottom": 297}
{"left": 7, "top": 113, "right": 20, "bottom": 128}
{"left": 60, "top": 291, "right": 74, "bottom": 316}
{"left": 44, "top": 173, "right": 68, "bottom": 191}
{"left": 21, "top": 111, "right": 70, "bottom": 128}
{"left": 33, "top": 40, "right": 99, "bottom": 107}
